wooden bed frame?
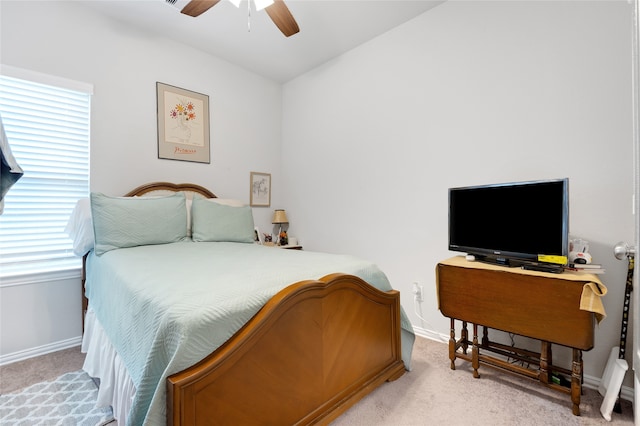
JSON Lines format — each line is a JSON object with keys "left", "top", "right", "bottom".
{"left": 82, "top": 182, "right": 406, "bottom": 425}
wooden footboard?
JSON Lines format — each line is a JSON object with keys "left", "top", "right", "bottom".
{"left": 167, "top": 273, "right": 405, "bottom": 425}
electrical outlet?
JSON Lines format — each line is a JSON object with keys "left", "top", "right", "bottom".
{"left": 412, "top": 282, "right": 423, "bottom": 302}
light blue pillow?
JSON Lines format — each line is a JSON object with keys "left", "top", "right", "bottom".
{"left": 90, "top": 192, "right": 188, "bottom": 255}
{"left": 191, "top": 196, "right": 255, "bottom": 243}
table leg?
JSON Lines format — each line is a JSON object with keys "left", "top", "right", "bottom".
{"left": 472, "top": 323, "right": 480, "bottom": 378}
{"left": 449, "top": 318, "right": 456, "bottom": 370}
{"left": 540, "top": 341, "right": 552, "bottom": 384}
{"left": 571, "top": 349, "right": 582, "bottom": 416}
{"left": 580, "top": 350, "right": 584, "bottom": 395}
{"left": 461, "top": 321, "right": 469, "bottom": 354}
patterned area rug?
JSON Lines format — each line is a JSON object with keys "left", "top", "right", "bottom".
{"left": 0, "top": 370, "right": 114, "bottom": 425}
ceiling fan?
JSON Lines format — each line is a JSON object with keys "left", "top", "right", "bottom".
{"left": 172, "top": 0, "right": 300, "bottom": 37}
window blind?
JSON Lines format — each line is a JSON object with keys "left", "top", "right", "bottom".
{"left": 0, "top": 74, "right": 90, "bottom": 278}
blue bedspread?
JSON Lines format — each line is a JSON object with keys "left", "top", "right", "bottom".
{"left": 85, "top": 241, "right": 414, "bottom": 425}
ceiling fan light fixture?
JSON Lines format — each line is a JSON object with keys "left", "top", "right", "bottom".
{"left": 227, "top": 0, "right": 273, "bottom": 10}
{"left": 254, "top": 0, "right": 274, "bottom": 11}
{"left": 179, "top": 0, "right": 299, "bottom": 37}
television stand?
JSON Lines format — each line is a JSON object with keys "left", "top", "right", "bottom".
{"left": 436, "top": 256, "right": 603, "bottom": 416}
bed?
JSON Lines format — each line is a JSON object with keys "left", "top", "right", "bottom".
{"left": 69, "top": 182, "right": 415, "bottom": 425}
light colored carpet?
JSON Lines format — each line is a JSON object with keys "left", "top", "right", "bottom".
{"left": 331, "top": 337, "right": 634, "bottom": 425}
{"left": 0, "top": 338, "right": 634, "bottom": 425}
{"left": 0, "top": 370, "right": 114, "bottom": 425}
{"left": 0, "top": 347, "right": 85, "bottom": 395}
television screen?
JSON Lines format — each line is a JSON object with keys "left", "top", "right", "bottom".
{"left": 448, "top": 178, "right": 569, "bottom": 265}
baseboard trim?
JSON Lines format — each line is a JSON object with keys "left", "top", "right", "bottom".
{"left": 412, "top": 327, "right": 635, "bottom": 402}
{"left": 412, "top": 325, "right": 449, "bottom": 344}
{"left": 584, "top": 374, "right": 635, "bottom": 403}
{"left": 0, "top": 336, "right": 82, "bottom": 366}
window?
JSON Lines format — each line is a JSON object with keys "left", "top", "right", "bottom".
{"left": 0, "top": 69, "right": 91, "bottom": 278}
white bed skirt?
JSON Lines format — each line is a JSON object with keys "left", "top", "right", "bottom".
{"left": 82, "top": 308, "right": 136, "bottom": 425}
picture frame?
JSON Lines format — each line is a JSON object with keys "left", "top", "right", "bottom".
{"left": 250, "top": 172, "right": 271, "bottom": 207}
{"left": 156, "top": 82, "right": 210, "bottom": 163}
{"left": 254, "top": 226, "right": 264, "bottom": 244}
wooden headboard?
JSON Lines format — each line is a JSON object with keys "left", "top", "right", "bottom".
{"left": 124, "top": 182, "right": 216, "bottom": 199}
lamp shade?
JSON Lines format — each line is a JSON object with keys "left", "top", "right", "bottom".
{"left": 272, "top": 209, "right": 289, "bottom": 224}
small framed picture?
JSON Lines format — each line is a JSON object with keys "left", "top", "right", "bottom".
{"left": 254, "top": 227, "right": 264, "bottom": 244}
{"left": 250, "top": 172, "right": 271, "bottom": 207}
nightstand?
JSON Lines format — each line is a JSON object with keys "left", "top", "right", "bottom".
{"left": 279, "top": 245, "right": 303, "bottom": 250}
{"left": 262, "top": 243, "right": 303, "bottom": 250}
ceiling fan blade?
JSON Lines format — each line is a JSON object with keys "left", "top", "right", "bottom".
{"left": 180, "top": 0, "right": 222, "bottom": 17}
{"left": 265, "top": 0, "right": 299, "bottom": 37}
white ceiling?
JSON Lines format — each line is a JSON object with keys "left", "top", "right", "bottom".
{"left": 81, "top": 0, "right": 445, "bottom": 82}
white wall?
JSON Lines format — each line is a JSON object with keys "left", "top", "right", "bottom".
{"left": 0, "top": 1, "right": 283, "bottom": 360}
{"left": 282, "top": 0, "right": 635, "bottom": 385}
{"left": 0, "top": 272, "right": 81, "bottom": 362}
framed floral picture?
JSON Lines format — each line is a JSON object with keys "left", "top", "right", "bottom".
{"left": 250, "top": 172, "right": 271, "bottom": 207}
{"left": 156, "top": 82, "right": 210, "bottom": 163}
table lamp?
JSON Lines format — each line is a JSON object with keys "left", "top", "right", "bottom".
{"left": 272, "top": 209, "right": 289, "bottom": 245}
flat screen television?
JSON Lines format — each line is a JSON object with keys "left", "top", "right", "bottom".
{"left": 448, "top": 178, "right": 569, "bottom": 266}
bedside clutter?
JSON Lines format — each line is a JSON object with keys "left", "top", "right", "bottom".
{"left": 278, "top": 236, "right": 301, "bottom": 249}
{"left": 262, "top": 234, "right": 301, "bottom": 249}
